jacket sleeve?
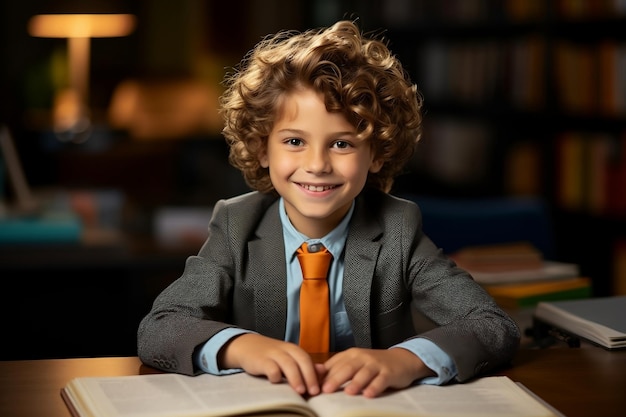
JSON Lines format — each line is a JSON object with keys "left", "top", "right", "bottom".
{"left": 360, "top": 192, "right": 521, "bottom": 382}
{"left": 401, "top": 200, "right": 521, "bottom": 382}
{"left": 137, "top": 192, "right": 274, "bottom": 375}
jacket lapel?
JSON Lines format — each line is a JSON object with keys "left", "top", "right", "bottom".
{"left": 247, "top": 200, "right": 288, "bottom": 340}
{"left": 343, "top": 195, "right": 383, "bottom": 348}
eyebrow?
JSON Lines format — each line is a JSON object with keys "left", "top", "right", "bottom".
{"left": 276, "top": 128, "right": 356, "bottom": 137}
{"left": 276, "top": 128, "right": 305, "bottom": 135}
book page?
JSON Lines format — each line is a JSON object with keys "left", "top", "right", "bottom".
{"left": 66, "top": 372, "right": 316, "bottom": 417}
{"left": 307, "top": 376, "right": 556, "bottom": 417}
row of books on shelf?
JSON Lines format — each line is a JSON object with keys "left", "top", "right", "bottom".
{"left": 451, "top": 241, "right": 626, "bottom": 350}
{"left": 418, "top": 38, "right": 626, "bottom": 116}
{"left": 501, "top": 129, "right": 626, "bottom": 217}
{"left": 418, "top": 36, "right": 545, "bottom": 110}
{"left": 380, "top": 0, "right": 626, "bottom": 27}
{"left": 554, "top": 40, "right": 626, "bottom": 116}
{"left": 554, "top": 0, "right": 626, "bottom": 18}
{"left": 381, "top": 0, "right": 544, "bottom": 25}
{"left": 556, "top": 130, "right": 626, "bottom": 216}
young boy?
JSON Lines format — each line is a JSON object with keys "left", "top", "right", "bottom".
{"left": 137, "top": 20, "right": 520, "bottom": 399}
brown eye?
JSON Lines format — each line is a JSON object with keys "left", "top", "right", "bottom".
{"left": 287, "top": 138, "right": 304, "bottom": 146}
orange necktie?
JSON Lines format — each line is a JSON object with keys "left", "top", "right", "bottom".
{"left": 297, "top": 242, "right": 332, "bottom": 353}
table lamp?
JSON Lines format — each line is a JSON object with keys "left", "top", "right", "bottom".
{"left": 27, "top": 13, "right": 136, "bottom": 143}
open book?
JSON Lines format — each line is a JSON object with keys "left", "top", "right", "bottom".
{"left": 61, "top": 371, "right": 562, "bottom": 417}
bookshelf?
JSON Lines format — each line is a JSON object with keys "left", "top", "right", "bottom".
{"left": 304, "top": 0, "right": 626, "bottom": 296}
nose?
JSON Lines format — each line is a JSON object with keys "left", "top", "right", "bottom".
{"left": 304, "top": 146, "right": 331, "bottom": 174}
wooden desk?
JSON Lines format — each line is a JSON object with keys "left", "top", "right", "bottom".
{"left": 1, "top": 349, "right": 624, "bottom": 417}
{"left": 500, "top": 348, "right": 626, "bottom": 417}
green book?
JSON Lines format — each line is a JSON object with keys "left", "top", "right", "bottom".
{"left": 0, "top": 212, "right": 81, "bottom": 244}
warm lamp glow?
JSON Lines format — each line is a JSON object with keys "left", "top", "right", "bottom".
{"left": 27, "top": 13, "right": 136, "bottom": 142}
{"left": 28, "top": 14, "right": 136, "bottom": 38}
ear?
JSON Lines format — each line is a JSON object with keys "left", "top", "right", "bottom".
{"left": 369, "top": 158, "right": 383, "bottom": 173}
{"left": 258, "top": 148, "right": 269, "bottom": 168}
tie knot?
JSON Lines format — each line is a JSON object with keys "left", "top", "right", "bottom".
{"left": 297, "top": 242, "right": 332, "bottom": 280}
{"left": 307, "top": 242, "right": 323, "bottom": 253}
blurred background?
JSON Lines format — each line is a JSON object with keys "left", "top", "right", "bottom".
{"left": 1, "top": 0, "right": 625, "bottom": 359}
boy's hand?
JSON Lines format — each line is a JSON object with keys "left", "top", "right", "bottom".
{"left": 218, "top": 333, "right": 323, "bottom": 396}
{"left": 319, "top": 347, "right": 435, "bottom": 398}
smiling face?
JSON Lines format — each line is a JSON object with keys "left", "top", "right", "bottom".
{"left": 259, "top": 87, "right": 382, "bottom": 238}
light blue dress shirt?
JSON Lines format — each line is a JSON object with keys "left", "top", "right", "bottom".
{"left": 195, "top": 198, "right": 457, "bottom": 385}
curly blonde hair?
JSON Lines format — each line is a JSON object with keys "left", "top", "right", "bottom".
{"left": 220, "top": 20, "right": 423, "bottom": 193}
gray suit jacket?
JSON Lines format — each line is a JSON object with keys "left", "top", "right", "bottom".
{"left": 137, "top": 189, "right": 520, "bottom": 381}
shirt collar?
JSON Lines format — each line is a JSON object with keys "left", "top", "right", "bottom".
{"left": 279, "top": 198, "right": 353, "bottom": 261}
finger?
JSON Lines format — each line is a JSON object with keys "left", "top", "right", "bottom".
{"left": 351, "top": 370, "right": 389, "bottom": 398}
{"left": 314, "top": 363, "right": 327, "bottom": 380}
{"left": 322, "top": 349, "right": 347, "bottom": 368}
{"left": 276, "top": 357, "right": 307, "bottom": 394}
{"left": 261, "top": 359, "right": 285, "bottom": 384}
{"left": 342, "top": 365, "right": 380, "bottom": 396}
{"left": 321, "top": 359, "right": 359, "bottom": 394}
{"left": 280, "top": 350, "right": 320, "bottom": 396}
{"left": 361, "top": 377, "right": 389, "bottom": 398}
{"left": 298, "top": 354, "right": 322, "bottom": 396}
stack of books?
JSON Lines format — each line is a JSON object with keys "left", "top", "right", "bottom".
{"left": 451, "top": 242, "right": 589, "bottom": 307}
{"left": 483, "top": 277, "right": 592, "bottom": 310}
{"left": 450, "top": 242, "right": 590, "bottom": 338}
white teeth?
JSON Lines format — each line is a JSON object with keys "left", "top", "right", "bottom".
{"left": 303, "top": 184, "right": 334, "bottom": 191}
